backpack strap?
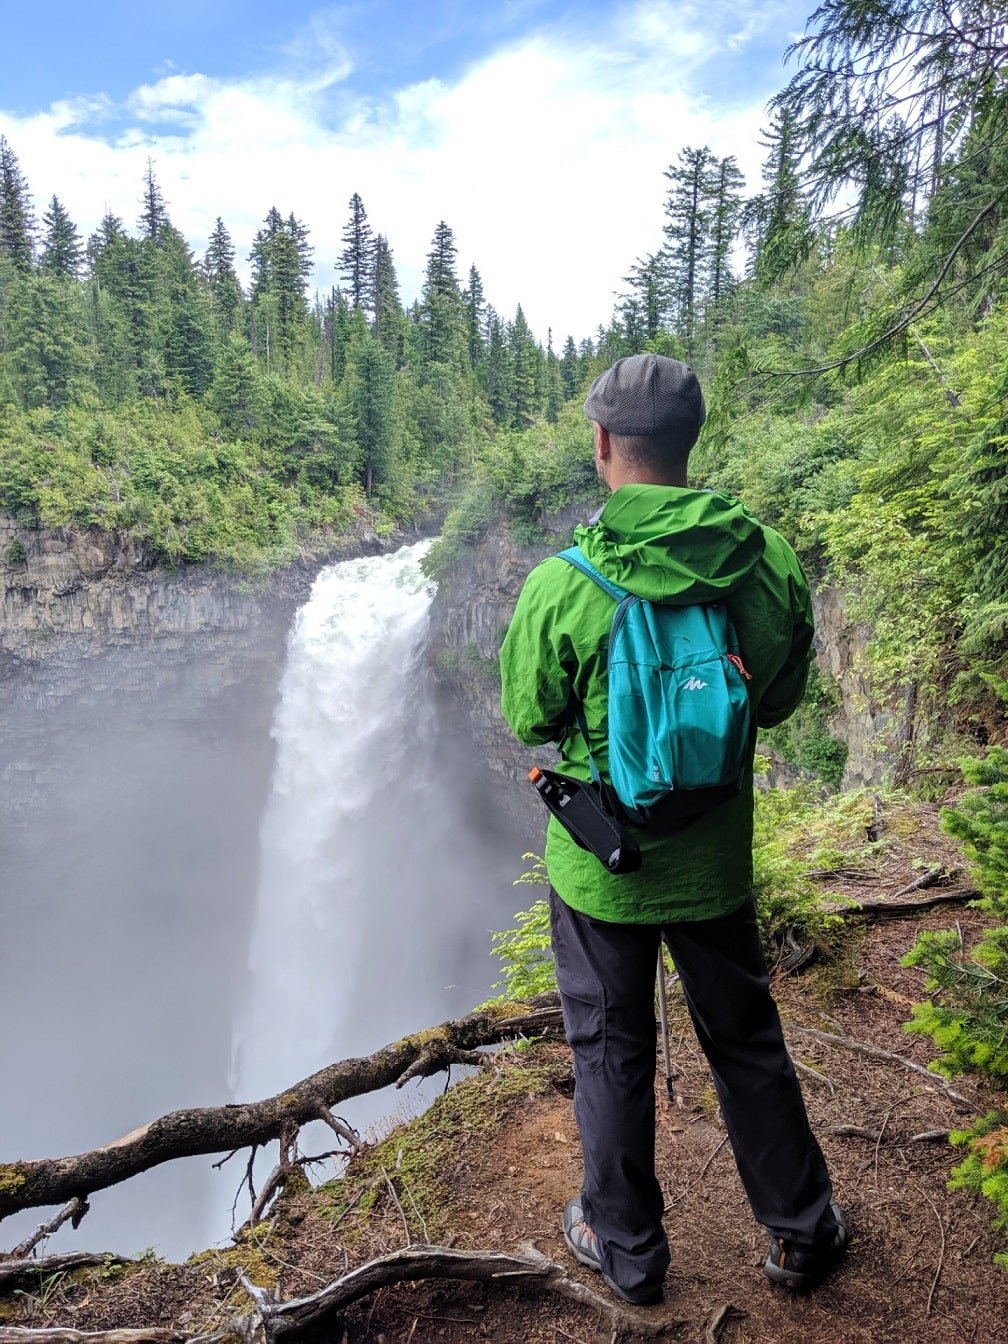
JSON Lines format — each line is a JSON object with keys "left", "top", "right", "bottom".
{"left": 555, "top": 547, "right": 626, "bottom": 808}
{"left": 557, "top": 546, "right": 629, "bottom": 602}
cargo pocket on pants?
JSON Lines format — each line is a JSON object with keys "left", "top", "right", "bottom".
{"left": 557, "top": 970, "right": 607, "bottom": 1074}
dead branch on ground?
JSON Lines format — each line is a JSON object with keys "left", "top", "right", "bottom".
{"left": 790, "top": 1026, "right": 975, "bottom": 1112}
{"left": 0, "top": 997, "right": 562, "bottom": 1225}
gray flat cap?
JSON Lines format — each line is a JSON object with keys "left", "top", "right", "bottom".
{"left": 584, "top": 353, "right": 706, "bottom": 437}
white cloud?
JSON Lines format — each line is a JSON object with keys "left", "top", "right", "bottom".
{"left": 0, "top": 0, "right": 794, "bottom": 341}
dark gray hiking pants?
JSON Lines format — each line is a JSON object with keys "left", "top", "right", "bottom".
{"left": 549, "top": 888, "right": 835, "bottom": 1301}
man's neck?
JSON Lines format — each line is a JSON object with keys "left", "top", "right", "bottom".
{"left": 607, "top": 464, "right": 688, "bottom": 490}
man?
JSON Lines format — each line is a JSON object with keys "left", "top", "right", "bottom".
{"left": 499, "top": 354, "right": 847, "bottom": 1306}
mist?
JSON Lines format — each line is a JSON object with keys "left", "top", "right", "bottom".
{"left": 0, "top": 543, "right": 528, "bottom": 1261}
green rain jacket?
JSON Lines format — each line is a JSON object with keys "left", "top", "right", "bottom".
{"left": 499, "top": 484, "right": 814, "bottom": 924}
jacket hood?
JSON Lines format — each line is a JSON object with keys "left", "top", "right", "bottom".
{"left": 572, "top": 483, "right": 766, "bottom": 604}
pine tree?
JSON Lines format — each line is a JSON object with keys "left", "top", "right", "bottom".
{"left": 248, "top": 208, "right": 311, "bottom": 368}
{"left": 4, "top": 272, "right": 90, "bottom": 408}
{"left": 86, "top": 210, "right": 126, "bottom": 278}
{"left": 372, "top": 235, "right": 404, "bottom": 364}
{"left": 746, "top": 109, "right": 810, "bottom": 281}
{"left": 210, "top": 333, "right": 265, "bottom": 435}
{"left": 0, "top": 135, "right": 35, "bottom": 272}
{"left": 463, "top": 264, "right": 486, "bottom": 367}
{"left": 545, "top": 328, "right": 563, "bottom": 423}
{"left": 706, "top": 156, "right": 745, "bottom": 315}
{"left": 560, "top": 335, "right": 581, "bottom": 399}
{"left": 40, "top": 196, "right": 83, "bottom": 278}
{"left": 663, "top": 146, "right": 715, "bottom": 358}
{"left": 621, "top": 253, "right": 669, "bottom": 345}
{"left": 338, "top": 193, "right": 375, "bottom": 313}
{"left": 343, "top": 314, "right": 396, "bottom": 495}
{"left": 422, "top": 220, "right": 465, "bottom": 367}
{"left": 139, "top": 159, "right": 170, "bottom": 243}
{"left": 509, "top": 304, "right": 539, "bottom": 429}
{"left": 203, "top": 218, "right": 243, "bottom": 332}
{"left": 484, "top": 310, "right": 513, "bottom": 426}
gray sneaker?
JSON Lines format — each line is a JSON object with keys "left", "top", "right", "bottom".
{"left": 763, "top": 1201, "right": 849, "bottom": 1292}
{"left": 562, "top": 1199, "right": 663, "bottom": 1306}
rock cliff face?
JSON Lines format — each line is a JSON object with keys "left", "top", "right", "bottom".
{"left": 427, "top": 514, "right": 894, "bottom": 835}
{"left": 0, "top": 514, "right": 391, "bottom": 829}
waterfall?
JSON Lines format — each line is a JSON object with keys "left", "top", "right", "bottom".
{"left": 230, "top": 540, "right": 516, "bottom": 1118}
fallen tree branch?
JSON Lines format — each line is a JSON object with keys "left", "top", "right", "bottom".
{"left": 11, "top": 1201, "right": 89, "bottom": 1258}
{"left": 0, "top": 997, "right": 563, "bottom": 1223}
{"left": 890, "top": 867, "right": 953, "bottom": 900}
{"left": 239, "top": 1244, "right": 674, "bottom": 1341}
{"left": 0, "top": 1253, "right": 138, "bottom": 1293}
{"left": 0, "top": 1331, "right": 216, "bottom": 1344}
{"left": 838, "top": 889, "right": 980, "bottom": 920}
{"left": 790, "top": 1027, "right": 975, "bottom": 1112}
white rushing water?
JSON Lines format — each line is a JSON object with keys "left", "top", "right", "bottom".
{"left": 230, "top": 540, "right": 516, "bottom": 1119}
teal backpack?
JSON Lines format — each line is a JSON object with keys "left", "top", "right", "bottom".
{"left": 558, "top": 546, "right": 753, "bottom": 827}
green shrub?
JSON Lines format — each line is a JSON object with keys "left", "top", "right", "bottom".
{"left": 948, "top": 1114, "right": 1008, "bottom": 1271}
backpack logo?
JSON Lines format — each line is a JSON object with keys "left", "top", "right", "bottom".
{"left": 682, "top": 675, "right": 708, "bottom": 691}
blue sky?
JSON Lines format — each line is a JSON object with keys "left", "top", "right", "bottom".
{"left": 1, "top": 1, "right": 813, "bottom": 339}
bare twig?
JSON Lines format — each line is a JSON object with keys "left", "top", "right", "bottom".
{"left": 790, "top": 1027, "right": 975, "bottom": 1112}
{"left": 924, "top": 1195, "right": 947, "bottom": 1315}
{"left": 697, "top": 1135, "right": 730, "bottom": 1183}
{"left": 315, "top": 1107, "right": 364, "bottom": 1155}
{"left": 10, "top": 1199, "right": 89, "bottom": 1258}
{"left": 794, "top": 1058, "right": 839, "bottom": 1095}
{"left": 381, "top": 1168, "right": 411, "bottom": 1247}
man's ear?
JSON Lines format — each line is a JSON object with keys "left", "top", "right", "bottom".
{"left": 593, "top": 421, "right": 612, "bottom": 466}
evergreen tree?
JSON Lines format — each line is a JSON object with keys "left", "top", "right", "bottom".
{"left": 509, "top": 304, "right": 539, "bottom": 429}
{"left": 372, "top": 235, "right": 404, "bottom": 364}
{"left": 545, "top": 328, "right": 564, "bottom": 422}
{"left": 463, "top": 264, "right": 486, "bottom": 367}
{"left": 0, "top": 135, "right": 35, "bottom": 272}
{"left": 40, "top": 197, "right": 83, "bottom": 278}
{"left": 163, "top": 285, "right": 216, "bottom": 398}
{"left": 139, "top": 159, "right": 170, "bottom": 243}
{"left": 203, "top": 218, "right": 242, "bottom": 333}
{"left": 422, "top": 220, "right": 465, "bottom": 366}
{"left": 86, "top": 210, "right": 126, "bottom": 278}
{"left": 249, "top": 207, "right": 285, "bottom": 301}
{"left": 746, "top": 109, "right": 810, "bottom": 281}
{"left": 663, "top": 145, "right": 715, "bottom": 358}
{"left": 706, "top": 156, "right": 745, "bottom": 315}
{"left": 560, "top": 334, "right": 581, "bottom": 399}
{"left": 248, "top": 208, "right": 311, "bottom": 368}
{"left": 210, "top": 333, "right": 265, "bottom": 435}
{"left": 772, "top": 0, "right": 1007, "bottom": 260}
{"left": 622, "top": 253, "right": 669, "bottom": 343}
{"left": 323, "top": 286, "right": 352, "bottom": 383}
{"left": 4, "top": 272, "right": 90, "bottom": 408}
{"left": 484, "top": 309, "right": 513, "bottom": 426}
{"left": 338, "top": 193, "right": 375, "bottom": 313}
{"left": 343, "top": 313, "right": 396, "bottom": 495}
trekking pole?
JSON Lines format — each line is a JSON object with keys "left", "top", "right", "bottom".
{"left": 656, "top": 945, "right": 674, "bottom": 1100}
